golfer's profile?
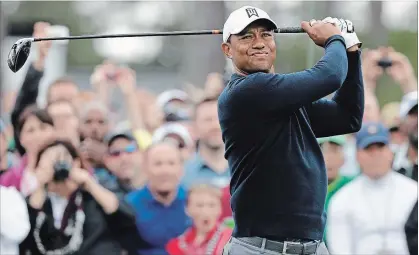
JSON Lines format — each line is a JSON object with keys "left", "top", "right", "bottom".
{"left": 218, "top": 6, "right": 364, "bottom": 255}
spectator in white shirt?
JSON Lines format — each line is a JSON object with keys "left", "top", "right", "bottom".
{"left": 327, "top": 122, "right": 418, "bottom": 255}
{"left": 0, "top": 186, "right": 30, "bottom": 255}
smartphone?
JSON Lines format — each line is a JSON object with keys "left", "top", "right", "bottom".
{"left": 377, "top": 58, "right": 392, "bottom": 68}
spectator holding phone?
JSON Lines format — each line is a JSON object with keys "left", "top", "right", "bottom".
{"left": 19, "top": 139, "right": 140, "bottom": 255}
{"left": 362, "top": 47, "right": 417, "bottom": 94}
{"left": 166, "top": 184, "right": 232, "bottom": 255}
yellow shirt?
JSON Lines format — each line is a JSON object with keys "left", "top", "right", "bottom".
{"left": 133, "top": 129, "right": 153, "bottom": 150}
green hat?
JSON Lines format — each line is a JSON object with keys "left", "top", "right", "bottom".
{"left": 317, "top": 135, "right": 346, "bottom": 146}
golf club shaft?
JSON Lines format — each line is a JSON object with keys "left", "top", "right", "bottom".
{"left": 32, "top": 27, "right": 304, "bottom": 42}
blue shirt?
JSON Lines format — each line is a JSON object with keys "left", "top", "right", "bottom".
{"left": 182, "top": 153, "right": 230, "bottom": 188}
{"left": 125, "top": 186, "right": 191, "bottom": 255}
{"left": 218, "top": 35, "right": 364, "bottom": 241}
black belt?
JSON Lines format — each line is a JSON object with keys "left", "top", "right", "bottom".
{"left": 237, "top": 237, "right": 319, "bottom": 255}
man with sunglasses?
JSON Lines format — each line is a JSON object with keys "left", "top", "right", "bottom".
{"left": 102, "top": 130, "right": 146, "bottom": 198}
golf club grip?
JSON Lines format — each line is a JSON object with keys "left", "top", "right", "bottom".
{"left": 275, "top": 27, "right": 305, "bottom": 33}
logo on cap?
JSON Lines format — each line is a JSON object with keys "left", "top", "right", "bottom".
{"left": 245, "top": 8, "right": 259, "bottom": 18}
{"left": 367, "top": 125, "right": 378, "bottom": 134}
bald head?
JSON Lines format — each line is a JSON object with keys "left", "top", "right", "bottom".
{"left": 79, "top": 100, "right": 110, "bottom": 141}
{"left": 145, "top": 142, "right": 184, "bottom": 193}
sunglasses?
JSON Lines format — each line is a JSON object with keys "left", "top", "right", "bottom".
{"left": 108, "top": 143, "right": 138, "bottom": 157}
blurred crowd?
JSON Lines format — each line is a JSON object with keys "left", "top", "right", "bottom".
{"left": 0, "top": 22, "right": 417, "bottom": 255}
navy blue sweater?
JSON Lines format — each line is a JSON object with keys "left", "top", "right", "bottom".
{"left": 218, "top": 35, "right": 364, "bottom": 241}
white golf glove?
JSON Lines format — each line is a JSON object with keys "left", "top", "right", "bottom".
{"left": 322, "top": 17, "right": 362, "bottom": 49}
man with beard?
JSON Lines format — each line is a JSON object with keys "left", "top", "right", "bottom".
{"left": 125, "top": 142, "right": 190, "bottom": 255}
{"left": 183, "top": 98, "right": 230, "bottom": 188}
{"left": 79, "top": 100, "right": 110, "bottom": 173}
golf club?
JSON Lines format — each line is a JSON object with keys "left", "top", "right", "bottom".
{"left": 7, "top": 25, "right": 353, "bottom": 73}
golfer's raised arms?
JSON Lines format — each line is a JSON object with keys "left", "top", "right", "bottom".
{"left": 307, "top": 50, "right": 364, "bottom": 138}
{"left": 224, "top": 35, "right": 348, "bottom": 114}
{"left": 219, "top": 6, "right": 364, "bottom": 255}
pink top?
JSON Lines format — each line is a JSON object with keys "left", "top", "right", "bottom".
{"left": 0, "top": 155, "right": 28, "bottom": 190}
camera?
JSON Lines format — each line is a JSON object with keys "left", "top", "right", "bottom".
{"left": 53, "top": 160, "right": 71, "bottom": 182}
{"left": 377, "top": 58, "right": 392, "bottom": 68}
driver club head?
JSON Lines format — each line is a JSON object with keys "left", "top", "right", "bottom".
{"left": 7, "top": 38, "right": 34, "bottom": 73}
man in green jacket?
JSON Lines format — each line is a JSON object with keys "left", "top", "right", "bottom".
{"left": 317, "top": 135, "right": 357, "bottom": 244}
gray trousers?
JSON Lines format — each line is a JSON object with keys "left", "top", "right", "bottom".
{"left": 222, "top": 237, "right": 330, "bottom": 255}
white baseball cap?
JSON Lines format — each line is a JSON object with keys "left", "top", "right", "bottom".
{"left": 400, "top": 91, "right": 418, "bottom": 118}
{"left": 152, "top": 123, "right": 193, "bottom": 147}
{"left": 223, "top": 6, "right": 278, "bottom": 43}
{"left": 156, "top": 89, "right": 189, "bottom": 108}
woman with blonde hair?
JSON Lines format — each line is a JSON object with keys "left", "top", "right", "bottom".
{"left": 166, "top": 184, "right": 232, "bottom": 255}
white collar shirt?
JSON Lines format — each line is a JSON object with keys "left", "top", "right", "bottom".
{"left": 327, "top": 171, "right": 418, "bottom": 255}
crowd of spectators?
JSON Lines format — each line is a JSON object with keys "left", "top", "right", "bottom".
{"left": 0, "top": 22, "right": 417, "bottom": 255}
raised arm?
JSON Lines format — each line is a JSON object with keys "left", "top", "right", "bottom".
{"left": 228, "top": 35, "right": 348, "bottom": 115}
{"left": 11, "top": 64, "right": 44, "bottom": 155}
{"left": 307, "top": 48, "right": 364, "bottom": 137}
{"left": 11, "top": 22, "right": 51, "bottom": 155}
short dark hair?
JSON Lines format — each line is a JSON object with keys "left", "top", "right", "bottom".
{"left": 35, "top": 139, "right": 88, "bottom": 170}
{"left": 193, "top": 97, "right": 218, "bottom": 119}
{"left": 17, "top": 105, "right": 54, "bottom": 136}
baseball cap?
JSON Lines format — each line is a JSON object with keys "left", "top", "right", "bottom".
{"left": 223, "top": 6, "right": 278, "bottom": 43}
{"left": 152, "top": 123, "right": 193, "bottom": 148}
{"left": 356, "top": 122, "right": 390, "bottom": 149}
{"left": 104, "top": 130, "right": 137, "bottom": 147}
{"left": 400, "top": 91, "right": 418, "bottom": 119}
{"left": 156, "top": 89, "right": 189, "bottom": 109}
{"left": 317, "top": 135, "right": 346, "bottom": 146}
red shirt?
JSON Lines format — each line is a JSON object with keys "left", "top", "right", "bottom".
{"left": 220, "top": 185, "right": 232, "bottom": 221}
{"left": 166, "top": 224, "right": 232, "bottom": 255}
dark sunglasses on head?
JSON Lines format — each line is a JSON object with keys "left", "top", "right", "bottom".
{"left": 108, "top": 143, "right": 138, "bottom": 157}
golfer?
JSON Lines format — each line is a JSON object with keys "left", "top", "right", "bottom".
{"left": 218, "top": 6, "right": 364, "bottom": 255}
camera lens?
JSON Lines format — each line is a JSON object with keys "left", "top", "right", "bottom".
{"left": 53, "top": 161, "right": 71, "bottom": 182}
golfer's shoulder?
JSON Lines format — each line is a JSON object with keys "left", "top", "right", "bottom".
{"left": 227, "top": 72, "right": 283, "bottom": 91}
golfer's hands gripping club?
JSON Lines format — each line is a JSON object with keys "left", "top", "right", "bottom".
{"left": 301, "top": 20, "right": 342, "bottom": 48}
{"left": 322, "top": 17, "right": 362, "bottom": 50}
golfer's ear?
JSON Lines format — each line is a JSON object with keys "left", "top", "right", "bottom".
{"left": 221, "top": 43, "right": 232, "bottom": 59}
